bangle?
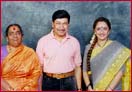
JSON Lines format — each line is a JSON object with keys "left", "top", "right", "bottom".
{"left": 86, "top": 83, "right": 91, "bottom": 89}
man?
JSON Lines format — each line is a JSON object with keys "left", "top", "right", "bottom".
{"left": 36, "top": 10, "right": 82, "bottom": 91}
{"left": 1, "top": 24, "right": 42, "bottom": 91}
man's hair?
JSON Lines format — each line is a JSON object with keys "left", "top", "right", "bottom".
{"left": 5, "top": 24, "right": 24, "bottom": 37}
{"left": 52, "top": 10, "right": 70, "bottom": 23}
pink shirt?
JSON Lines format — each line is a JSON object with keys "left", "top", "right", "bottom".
{"left": 36, "top": 31, "right": 82, "bottom": 73}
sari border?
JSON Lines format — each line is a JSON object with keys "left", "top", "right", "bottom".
{"left": 94, "top": 47, "right": 130, "bottom": 90}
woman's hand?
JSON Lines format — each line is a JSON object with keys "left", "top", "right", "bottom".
{"left": 106, "top": 87, "right": 112, "bottom": 91}
{"left": 87, "top": 85, "right": 93, "bottom": 91}
{"left": 1, "top": 78, "right": 14, "bottom": 91}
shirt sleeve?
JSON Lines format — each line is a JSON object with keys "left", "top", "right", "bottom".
{"left": 36, "top": 39, "right": 44, "bottom": 66}
{"left": 74, "top": 40, "right": 82, "bottom": 67}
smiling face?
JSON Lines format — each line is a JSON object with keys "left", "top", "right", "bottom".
{"left": 52, "top": 18, "right": 69, "bottom": 39}
{"left": 6, "top": 25, "right": 23, "bottom": 47}
{"left": 94, "top": 21, "right": 110, "bottom": 41}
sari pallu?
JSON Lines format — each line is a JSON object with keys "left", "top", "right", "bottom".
{"left": 2, "top": 44, "right": 42, "bottom": 90}
{"left": 90, "top": 41, "right": 130, "bottom": 90}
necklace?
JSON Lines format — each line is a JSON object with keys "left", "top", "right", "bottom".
{"left": 97, "top": 39, "right": 108, "bottom": 48}
{"left": 7, "top": 45, "right": 15, "bottom": 53}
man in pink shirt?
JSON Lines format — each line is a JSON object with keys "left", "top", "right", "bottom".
{"left": 36, "top": 10, "right": 82, "bottom": 91}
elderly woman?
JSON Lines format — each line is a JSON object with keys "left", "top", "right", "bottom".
{"left": 1, "top": 24, "right": 42, "bottom": 91}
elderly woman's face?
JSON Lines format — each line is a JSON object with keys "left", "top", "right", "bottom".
{"left": 6, "top": 25, "right": 23, "bottom": 47}
{"left": 94, "top": 21, "right": 110, "bottom": 41}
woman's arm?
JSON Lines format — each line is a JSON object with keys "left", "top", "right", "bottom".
{"left": 106, "top": 70, "right": 123, "bottom": 91}
{"left": 83, "top": 71, "right": 93, "bottom": 91}
{"left": 1, "top": 78, "right": 14, "bottom": 91}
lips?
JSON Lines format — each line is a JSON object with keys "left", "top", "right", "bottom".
{"left": 99, "top": 34, "right": 105, "bottom": 37}
{"left": 59, "top": 29, "right": 65, "bottom": 32}
{"left": 13, "top": 39, "right": 18, "bottom": 41}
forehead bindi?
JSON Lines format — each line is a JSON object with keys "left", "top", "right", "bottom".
{"left": 9, "top": 26, "right": 20, "bottom": 32}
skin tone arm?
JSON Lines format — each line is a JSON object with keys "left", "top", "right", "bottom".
{"left": 1, "top": 78, "right": 14, "bottom": 91}
{"left": 75, "top": 66, "right": 82, "bottom": 90}
{"left": 38, "top": 65, "right": 43, "bottom": 91}
{"left": 107, "top": 70, "right": 123, "bottom": 91}
{"left": 83, "top": 71, "right": 93, "bottom": 91}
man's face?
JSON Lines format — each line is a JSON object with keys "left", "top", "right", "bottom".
{"left": 6, "top": 25, "right": 23, "bottom": 47}
{"left": 52, "top": 18, "right": 69, "bottom": 38}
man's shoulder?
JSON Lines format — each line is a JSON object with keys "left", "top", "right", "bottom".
{"left": 69, "top": 35, "right": 79, "bottom": 43}
{"left": 38, "top": 33, "right": 50, "bottom": 42}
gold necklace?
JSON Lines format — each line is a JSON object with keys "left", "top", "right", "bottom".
{"left": 7, "top": 45, "right": 15, "bottom": 53}
{"left": 97, "top": 39, "right": 108, "bottom": 48}
{"left": 7, "top": 45, "right": 11, "bottom": 53}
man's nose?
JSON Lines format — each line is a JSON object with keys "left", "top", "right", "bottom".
{"left": 60, "top": 24, "right": 64, "bottom": 29}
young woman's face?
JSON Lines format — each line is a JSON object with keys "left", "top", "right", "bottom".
{"left": 94, "top": 21, "right": 110, "bottom": 41}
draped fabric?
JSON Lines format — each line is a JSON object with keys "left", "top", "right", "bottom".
{"left": 2, "top": 44, "right": 42, "bottom": 91}
{"left": 89, "top": 41, "right": 131, "bottom": 90}
{"left": 83, "top": 40, "right": 130, "bottom": 90}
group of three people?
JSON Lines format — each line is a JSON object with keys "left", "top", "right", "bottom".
{"left": 1, "top": 10, "right": 130, "bottom": 91}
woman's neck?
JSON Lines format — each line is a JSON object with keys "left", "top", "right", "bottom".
{"left": 96, "top": 39, "right": 108, "bottom": 48}
{"left": 7, "top": 45, "right": 17, "bottom": 53}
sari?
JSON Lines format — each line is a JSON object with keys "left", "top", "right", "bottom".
{"left": 83, "top": 40, "right": 131, "bottom": 91}
{"left": 1, "top": 44, "right": 42, "bottom": 91}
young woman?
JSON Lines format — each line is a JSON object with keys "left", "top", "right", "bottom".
{"left": 83, "top": 17, "right": 130, "bottom": 91}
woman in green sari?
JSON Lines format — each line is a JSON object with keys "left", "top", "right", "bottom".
{"left": 83, "top": 17, "right": 131, "bottom": 91}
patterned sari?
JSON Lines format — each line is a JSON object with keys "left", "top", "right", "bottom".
{"left": 83, "top": 40, "right": 131, "bottom": 91}
{"left": 1, "top": 44, "right": 42, "bottom": 91}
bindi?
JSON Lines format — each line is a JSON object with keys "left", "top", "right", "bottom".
{"left": 13, "top": 27, "right": 16, "bottom": 30}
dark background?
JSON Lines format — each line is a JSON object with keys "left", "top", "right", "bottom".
{"left": 2, "top": 1, "right": 130, "bottom": 56}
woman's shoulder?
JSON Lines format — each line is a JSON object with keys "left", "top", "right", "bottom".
{"left": 110, "top": 40, "right": 130, "bottom": 50}
{"left": 23, "top": 45, "right": 36, "bottom": 53}
{"left": 111, "top": 40, "right": 126, "bottom": 48}
{"left": 85, "top": 44, "right": 91, "bottom": 50}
